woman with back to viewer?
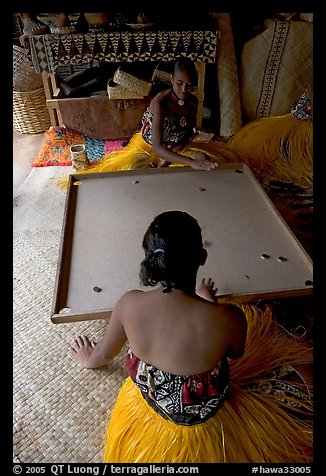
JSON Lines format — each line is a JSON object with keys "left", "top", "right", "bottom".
{"left": 71, "top": 210, "right": 313, "bottom": 463}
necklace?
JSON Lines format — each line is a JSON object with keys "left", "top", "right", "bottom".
{"left": 171, "top": 89, "right": 184, "bottom": 106}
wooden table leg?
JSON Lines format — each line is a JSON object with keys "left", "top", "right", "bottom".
{"left": 42, "top": 72, "right": 62, "bottom": 126}
{"left": 195, "top": 62, "right": 206, "bottom": 129}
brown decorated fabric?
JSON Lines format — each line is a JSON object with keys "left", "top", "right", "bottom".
{"left": 240, "top": 19, "right": 312, "bottom": 122}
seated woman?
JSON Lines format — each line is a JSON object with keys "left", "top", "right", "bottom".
{"left": 71, "top": 210, "right": 312, "bottom": 463}
{"left": 67, "top": 58, "right": 240, "bottom": 177}
{"left": 58, "top": 58, "right": 312, "bottom": 197}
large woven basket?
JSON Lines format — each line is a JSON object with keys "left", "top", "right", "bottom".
{"left": 13, "top": 87, "right": 51, "bottom": 134}
{"left": 113, "top": 68, "right": 152, "bottom": 97}
{"left": 13, "top": 44, "right": 43, "bottom": 92}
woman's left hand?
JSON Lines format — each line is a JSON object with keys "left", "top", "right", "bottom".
{"left": 190, "top": 158, "right": 218, "bottom": 170}
{"left": 70, "top": 335, "right": 97, "bottom": 367}
{"left": 187, "top": 151, "right": 218, "bottom": 170}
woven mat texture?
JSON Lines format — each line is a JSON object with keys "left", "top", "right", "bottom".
{"left": 212, "top": 13, "right": 242, "bottom": 138}
{"left": 13, "top": 167, "right": 127, "bottom": 463}
{"left": 240, "top": 19, "right": 312, "bottom": 121}
{"left": 13, "top": 165, "right": 312, "bottom": 462}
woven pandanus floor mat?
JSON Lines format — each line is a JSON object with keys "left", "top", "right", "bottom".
{"left": 13, "top": 165, "right": 313, "bottom": 462}
{"left": 13, "top": 167, "right": 127, "bottom": 463}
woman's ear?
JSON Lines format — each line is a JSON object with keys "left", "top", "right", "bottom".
{"left": 200, "top": 248, "right": 207, "bottom": 266}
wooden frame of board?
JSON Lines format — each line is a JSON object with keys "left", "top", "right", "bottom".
{"left": 51, "top": 163, "right": 313, "bottom": 324}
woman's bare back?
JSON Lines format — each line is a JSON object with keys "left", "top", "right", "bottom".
{"left": 120, "top": 288, "right": 247, "bottom": 375}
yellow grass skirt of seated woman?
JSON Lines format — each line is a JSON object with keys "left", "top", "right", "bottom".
{"left": 103, "top": 304, "right": 312, "bottom": 463}
{"left": 57, "top": 114, "right": 312, "bottom": 192}
{"left": 57, "top": 131, "right": 242, "bottom": 189}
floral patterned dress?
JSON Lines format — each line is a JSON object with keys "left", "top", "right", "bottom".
{"left": 126, "top": 347, "right": 230, "bottom": 425}
{"left": 141, "top": 108, "right": 195, "bottom": 150}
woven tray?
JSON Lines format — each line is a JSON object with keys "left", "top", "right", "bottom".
{"left": 113, "top": 68, "right": 152, "bottom": 97}
{"left": 107, "top": 80, "right": 146, "bottom": 99}
{"left": 13, "top": 87, "right": 51, "bottom": 134}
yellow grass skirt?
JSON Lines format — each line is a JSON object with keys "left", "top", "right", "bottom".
{"left": 57, "top": 132, "right": 241, "bottom": 189}
{"left": 72, "top": 132, "right": 240, "bottom": 173}
{"left": 57, "top": 115, "right": 312, "bottom": 192}
{"left": 228, "top": 114, "right": 313, "bottom": 188}
{"left": 103, "top": 304, "right": 312, "bottom": 463}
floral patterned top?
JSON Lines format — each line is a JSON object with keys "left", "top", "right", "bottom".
{"left": 291, "top": 92, "right": 312, "bottom": 120}
{"left": 141, "top": 108, "right": 195, "bottom": 149}
{"left": 126, "top": 348, "right": 230, "bottom": 426}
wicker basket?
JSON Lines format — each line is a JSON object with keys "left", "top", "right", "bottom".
{"left": 13, "top": 45, "right": 43, "bottom": 92}
{"left": 107, "top": 80, "right": 146, "bottom": 99}
{"left": 113, "top": 68, "right": 152, "bottom": 97}
{"left": 13, "top": 87, "right": 51, "bottom": 134}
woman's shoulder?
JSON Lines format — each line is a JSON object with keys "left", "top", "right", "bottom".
{"left": 198, "top": 300, "right": 246, "bottom": 330}
{"left": 187, "top": 93, "right": 198, "bottom": 114}
{"left": 114, "top": 289, "right": 144, "bottom": 311}
{"left": 150, "top": 89, "right": 175, "bottom": 112}
{"left": 190, "top": 92, "right": 198, "bottom": 104}
{"left": 215, "top": 302, "right": 245, "bottom": 318}
{"left": 216, "top": 303, "right": 247, "bottom": 332}
{"left": 119, "top": 289, "right": 144, "bottom": 302}
{"left": 151, "top": 89, "right": 171, "bottom": 105}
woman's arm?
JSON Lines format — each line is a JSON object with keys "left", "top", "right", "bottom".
{"left": 225, "top": 305, "right": 247, "bottom": 359}
{"left": 150, "top": 98, "right": 217, "bottom": 171}
{"left": 195, "top": 277, "right": 247, "bottom": 358}
{"left": 70, "top": 293, "right": 129, "bottom": 369}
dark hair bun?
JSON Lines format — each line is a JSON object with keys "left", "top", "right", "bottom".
{"left": 140, "top": 210, "right": 203, "bottom": 289}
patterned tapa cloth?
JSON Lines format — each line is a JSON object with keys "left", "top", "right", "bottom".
{"left": 27, "top": 30, "right": 218, "bottom": 74}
